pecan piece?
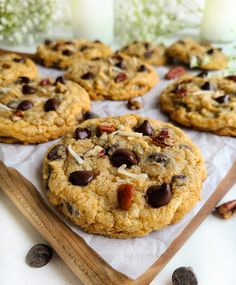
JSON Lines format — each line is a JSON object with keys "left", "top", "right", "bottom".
{"left": 118, "top": 183, "right": 135, "bottom": 210}
{"left": 97, "top": 125, "right": 116, "bottom": 134}
{"left": 165, "top": 66, "right": 186, "bottom": 80}
{"left": 215, "top": 199, "right": 236, "bottom": 219}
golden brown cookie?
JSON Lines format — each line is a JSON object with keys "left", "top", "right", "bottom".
{"left": 0, "top": 53, "right": 37, "bottom": 86}
{"left": 160, "top": 73, "right": 236, "bottom": 136}
{"left": 64, "top": 55, "right": 158, "bottom": 100}
{"left": 43, "top": 114, "right": 206, "bottom": 238}
{"left": 36, "top": 39, "right": 112, "bottom": 69}
{"left": 0, "top": 76, "right": 90, "bottom": 144}
{"left": 166, "top": 38, "right": 228, "bottom": 70}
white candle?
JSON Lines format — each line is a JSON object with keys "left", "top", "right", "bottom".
{"left": 200, "top": 0, "right": 236, "bottom": 43}
{"left": 71, "top": 0, "right": 114, "bottom": 44}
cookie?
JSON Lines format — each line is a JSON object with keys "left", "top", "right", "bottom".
{"left": 0, "top": 76, "right": 90, "bottom": 144}
{"left": 43, "top": 114, "right": 206, "bottom": 238}
{"left": 118, "top": 41, "right": 167, "bottom": 66}
{"left": 36, "top": 39, "right": 113, "bottom": 69}
{"left": 159, "top": 73, "right": 236, "bottom": 136}
{"left": 166, "top": 38, "right": 228, "bottom": 70}
{"left": 64, "top": 55, "right": 158, "bottom": 100}
{"left": 0, "top": 53, "right": 37, "bottom": 86}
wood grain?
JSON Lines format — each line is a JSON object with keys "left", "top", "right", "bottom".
{"left": 0, "top": 160, "right": 236, "bottom": 285}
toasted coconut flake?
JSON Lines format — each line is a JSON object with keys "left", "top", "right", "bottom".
{"left": 118, "top": 164, "right": 148, "bottom": 180}
{"left": 68, "top": 145, "right": 84, "bottom": 165}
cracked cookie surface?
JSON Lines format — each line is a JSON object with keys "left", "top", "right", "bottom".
{"left": 0, "top": 53, "right": 37, "bottom": 86}
{"left": 43, "top": 114, "right": 205, "bottom": 238}
{"left": 0, "top": 77, "right": 90, "bottom": 144}
{"left": 160, "top": 74, "right": 236, "bottom": 136}
{"left": 166, "top": 38, "right": 228, "bottom": 70}
{"left": 64, "top": 55, "right": 158, "bottom": 100}
{"left": 36, "top": 39, "right": 112, "bottom": 69}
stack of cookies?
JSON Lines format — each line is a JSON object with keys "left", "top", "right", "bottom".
{"left": 0, "top": 36, "right": 234, "bottom": 238}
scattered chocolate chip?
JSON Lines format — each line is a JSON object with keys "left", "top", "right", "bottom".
{"left": 69, "top": 170, "right": 95, "bottom": 186}
{"left": 172, "top": 267, "right": 198, "bottom": 285}
{"left": 146, "top": 183, "right": 172, "bottom": 208}
{"left": 115, "top": 60, "right": 125, "bottom": 69}
{"left": 26, "top": 244, "right": 53, "bottom": 268}
{"left": 17, "top": 100, "right": 33, "bottom": 111}
{"left": 16, "top": 76, "right": 30, "bottom": 84}
{"left": 62, "top": 49, "right": 73, "bottom": 56}
{"left": 135, "top": 120, "right": 153, "bottom": 136}
{"left": 75, "top": 127, "right": 91, "bottom": 139}
{"left": 127, "top": 98, "right": 143, "bottom": 110}
{"left": 226, "top": 75, "right": 236, "bottom": 82}
{"left": 196, "top": 71, "right": 208, "bottom": 78}
{"left": 143, "top": 50, "right": 153, "bottom": 58}
{"left": 118, "top": 183, "right": 135, "bottom": 210}
{"left": 81, "top": 72, "right": 94, "bottom": 80}
{"left": 2, "top": 63, "right": 11, "bottom": 69}
{"left": 214, "top": 95, "right": 230, "bottom": 104}
{"left": 115, "top": 72, "right": 127, "bottom": 83}
{"left": 201, "top": 81, "right": 211, "bottom": 90}
{"left": 110, "top": 148, "right": 138, "bottom": 168}
{"left": 39, "top": 78, "right": 51, "bottom": 86}
{"left": 44, "top": 98, "right": 60, "bottom": 112}
{"left": 83, "top": 111, "right": 99, "bottom": 120}
{"left": 47, "top": 144, "right": 67, "bottom": 161}
{"left": 55, "top": 76, "right": 65, "bottom": 85}
{"left": 137, "top": 64, "right": 147, "bottom": 72}
{"left": 106, "top": 144, "right": 119, "bottom": 156}
{"left": 148, "top": 153, "right": 169, "bottom": 166}
{"left": 44, "top": 39, "right": 52, "bottom": 45}
{"left": 22, "top": 85, "right": 37, "bottom": 94}
{"left": 206, "top": 48, "right": 214, "bottom": 55}
{"left": 65, "top": 202, "right": 79, "bottom": 216}
{"left": 215, "top": 199, "right": 236, "bottom": 219}
{"left": 14, "top": 57, "right": 26, "bottom": 63}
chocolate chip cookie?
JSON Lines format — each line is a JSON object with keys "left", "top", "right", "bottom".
{"left": 160, "top": 74, "right": 236, "bottom": 136}
{"left": 43, "top": 114, "right": 206, "bottom": 238}
{"left": 64, "top": 55, "right": 158, "bottom": 100}
{"left": 0, "top": 53, "right": 37, "bottom": 86}
{"left": 36, "top": 39, "right": 113, "bottom": 69}
{"left": 0, "top": 76, "right": 90, "bottom": 144}
{"left": 166, "top": 38, "right": 228, "bottom": 70}
{"left": 118, "top": 41, "right": 167, "bottom": 66}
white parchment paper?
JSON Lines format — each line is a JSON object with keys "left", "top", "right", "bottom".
{"left": 1, "top": 65, "right": 236, "bottom": 279}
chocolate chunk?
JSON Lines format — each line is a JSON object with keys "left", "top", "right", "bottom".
{"left": 172, "top": 267, "right": 198, "bottom": 285}
{"left": 201, "top": 81, "right": 211, "bottom": 90}
{"left": 62, "top": 49, "right": 73, "bottom": 56}
{"left": 143, "top": 50, "right": 153, "bottom": 58}
{"left": 137, "top": 64, "right": 148, "bottom": 72}
{"left": 26, "top": 244, "right": 53, "bottom": 268}
{"left": 17, "top": 100, "right": 33, "bottom": 111}
{"left": 148, "top": 153, "right": 169, "bottom": 166}
{"left": 44, "top": 39, "right": 52, "bottom": 45}
{"left": 16, "top": 76, "right": 30, "bottom": 84}
{"left": 83, "top": 111, "right": 99, "bottom": 120}
{"left": 2, "top": 63, "right": 11, "bottom": 69}
{"left": 44, "top": 98, "right": 60, "bottom": 112}
{"left": 110, "top": 148, "right": 138, "bottom": 168}
{"left": 81, "top": 72, "right": 94, "bottom": 80}
{"left": 22, "top": 84, "right": 37, "bottom": 94}
{"left": 196, "top": 71, "right": 208, "bottom": 78}
{"left": 55, "top": 76, "right": 65, "bottom": 85}
{"left": 14, "top": 57, "right": 26, "bottom": 63}
{"left": 146, "top": 183, "right": 172, "bottom": 208}
{"left": 75, "top": 127, "right": 91, "bottom": 139}
{"left": 94, "top": 40, "right": 101, "bottom": 44}
{"left": 115, "top": 60, "right": 125, "bottom": 69}
{"left": 206, "top": 48, "right": 214, "bottom": 55}
{"left": 135, "top": 120, "right": 153, "bottom": 136}
{"left": 215, "top": 95, "right": 230, "bottom": 104}
{"left": 69, "top": 170, "right": 95, "bottom": 186}
{"left": 47, "top": 144, "right": 67, "bottom": 161}
{"left": 226, "top": 75, "right": 236, "bottom": 82}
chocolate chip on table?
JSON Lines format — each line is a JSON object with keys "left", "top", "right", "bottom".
{"left": 94, "top": 40, "right": 101, "bottom": 44}
{"left": 146, "top": 183, "right": 172, "bottom": 208}
{"left": 148, "top": 153, "right": 169, "bottom": 166}
{"left": 214, "top": 95, "right": 230, "bottom": 104}
{"left": 143, "top": 50, "right": 153, "bottom": 58}
{"left": 44, "top": 98, "right": 60, "bottom": 112}
{"left": 118, "top": 183, "right": 135, "bottom": 210}
{"left": 137, "top": 64, "right": 148, "bottom": 72}
{"left": 196, "top": 71, "right": 208, "bottom": 78}
{"left": 75, "top": 127, "right": 91, "bottom": 139}
{"left": 172, "top": 267, "right": 198, "bottom": 285}
{"left": 69, "top": 170, "right": 95, "bottom": 186}
{"left": 22, "top": 84, "right": 37, "bottom": 94}
{"left": 127, "top": 98, "right": 143, "bottom": 110}
{"left": 47, "top": 144, "right": 67, "bottom": 161}
{"left": 26, "top": 244, "right": 53, "bottom": 268}
{"left": 62, "top": 49, "right": 73, "bottom": 56}
{"left": 110, "top": 148, "right": 138, "bottom": 168}
{"left": 135, "top": 120, "right": 153, "bottom": 136}
{"left": 83, "top": 111, "right": 99, "bottom": 120}
{"left": 81, "top": 72, "right": 94, "bottom": 80}
{"left": 55, "top": 76, "right": 65, "bottom": 85}
{"left": 17, "top": 100, "right": 33, "bottom": 111}
{"left": 44, "top": 39, "right": 52, "bottom": 45}
{"left": 201, "top": 81, "right": 211, "bottom": 90}
{"left": 215, "top": 199, "right": 236, "bottom": 219}
{"left": 115, "top": 72, "right": 127, "bottom": 83}
{"left": 16, "top": 76, "right": 30, "bottom": 84}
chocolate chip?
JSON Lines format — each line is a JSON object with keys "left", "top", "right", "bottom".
{"left": 2, "top": 63, "right": 11, "bottom": 69}
{"left": 215, "top": 95, "right": 230, "bottom": 104}
{"left": 69, "top": 170, "right": 95, "bottom": 186}
{"left": 81, "top": 72, "right": 94, "bottom": 80}
{"left": 26, "top": 244, "right": 52, "bottom": 268}
{"left": 135, "top": 120, "right": 153, "bottom": 136}
{"left": 62, "top": 49, "right": 73, "bottom": 56}
{"left": 143, "top": 50, "right": 153, "bottom": 58}
{"left": 137, "top": 64, "right": 147, "bottom": 72}
{"left": 83, "top": 111, "right": 99, "bottom": 120}
{"left": 110, "top": 148, "right": 138, "bottom": 168}
{"left": 148, "top": 153, "right": 169, "bottom": 166}
{"left": 196, "top": 71, "right": 208, "bottom": 78}
{"left": 172, "top": 267, "right": 198, "bottom": 285}
{"left": 22, "top": 85, "right": 37, "bottom": 94}
{"left": 16, "top": 76, "right": 30, "bottom": 84}
{"left": 146, "top": 183, "right": 172, "bottom": 208}
{"left": 75, "top": 128, "right": 91, "bottom": 139}
{"left": 17, "top": 100, "right": 33, "bottom": 111}
{"left": 94, "top": 40, "right": 101, "bottom": 44}
{"left": 44, "top": 98, "right": 60, "bottom": 112}
{"left": 47, "top": 144, "right": 67, "bottom": 161}
{"left": 55, "top": 76, "right": 65, "bottom": 85}
{"left": 206, "top": 48, "right": 214, "bottom": 55}
{"left": 201, "top": 81, "right": 211, "bottom": 90}
{"left": 226, "top": 75, "right": 236, "bottom": 82}
{"left": 44, "top": 39, "right": 52, "bottom": 45}
{"left": 14, "top": 57, "right": 26, "bottom": 63}
{"left": 115, "top": 61, "right": 125, "bottom": 69}
{"left": 144, "top": 42, "right": 150, "bottom": 49}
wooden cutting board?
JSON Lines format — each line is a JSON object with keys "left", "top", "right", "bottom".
{"left": 0, "top": 160, "right": 236, "bottom": 284}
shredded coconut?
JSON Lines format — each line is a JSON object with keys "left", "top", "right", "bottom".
{"left": 118, "top": 164, "right": 148, "bottom": 180}
{"left": 68, "top": 145, "right": 84, "bottom": 165}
